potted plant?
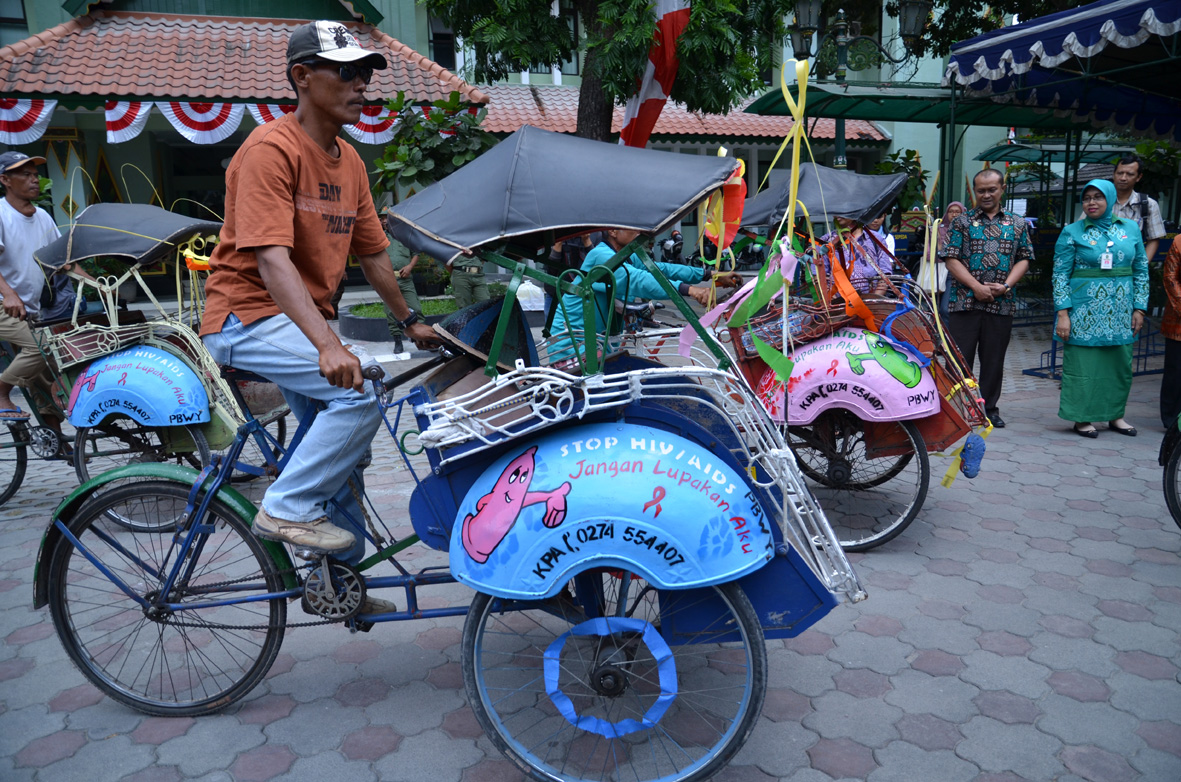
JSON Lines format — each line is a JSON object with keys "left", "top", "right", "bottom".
{"left": 411, "top": 254, "right": 450, "bottom": 297}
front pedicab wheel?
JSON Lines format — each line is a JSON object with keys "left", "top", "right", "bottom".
{"left": 0, "top": 421, "right": 28, "bottom": 507}
{"left": 788, "top": 409, "right": 929, "bottom": 552}
{"left": 462, "top": 573, "right": 767, "bottom": 782}
{"left": 1165, "top": 439, "right": 1181, "bottom": 529}
{"left": 47, "top": 480, "right": 286, "bottom": 716}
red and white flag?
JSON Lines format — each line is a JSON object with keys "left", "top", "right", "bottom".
{"left": 618, "top": 0, "right": 691, "bottom": 148}
{"left": 344, "top": 104, "right": 398, "bottom": 145}
{"left": 0, "top": 98, "right": 57, "bottom": 144}
{"left": 157, "top": 102, "right": 244, "bottom": 144}
{"left": 247, "top": 104, "right": 296, "bottom": 125}
{"left": 105, "top": 101, "right": 152, "bottom": 143}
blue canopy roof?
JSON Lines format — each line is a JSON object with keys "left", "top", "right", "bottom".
{"left": 944, "top": 0, "right": 1181, "bottom": 90}
{"left": 942, "top": 0, "right": 1181, "bottom": 142}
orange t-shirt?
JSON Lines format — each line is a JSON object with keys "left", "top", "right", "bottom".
{"left": 200, "top": 113, "right": 388, "bottom": 335}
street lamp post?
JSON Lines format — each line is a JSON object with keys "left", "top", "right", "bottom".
{"left": 790, "top": 0, "right": 932, "bottom": 169}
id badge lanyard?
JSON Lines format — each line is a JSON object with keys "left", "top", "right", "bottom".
{"left": 1099, "top": 239, "right": 1114, "bottom": 270}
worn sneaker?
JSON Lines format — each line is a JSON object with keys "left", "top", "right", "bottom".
{"left": 252, "top": 508, "right": 354, "bottom": 552}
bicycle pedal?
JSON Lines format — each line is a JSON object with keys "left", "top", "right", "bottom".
{"left": 292, "top": 547, "right": 322, "bottom": 561}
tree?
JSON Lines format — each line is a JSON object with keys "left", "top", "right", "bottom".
{"left": 370, "top": 91, "right": 496, "bottom": 202}
{"left": 887, "top": 0, "right": 1085, "bottom": 59}
{"left": 424, "top": 0, "right": 793, "bottom": 141}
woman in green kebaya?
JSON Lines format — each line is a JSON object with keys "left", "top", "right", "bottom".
{"left": 1052, "top": 178, "right": 1149, "bottom": 438}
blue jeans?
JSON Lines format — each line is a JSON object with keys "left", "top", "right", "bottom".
{"left": 203, "top": 314, "right": 377, "bottom": 564}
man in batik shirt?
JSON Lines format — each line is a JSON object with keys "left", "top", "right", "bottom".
{"left": 944, "top": 169, "right": 1034, "bottom": 429}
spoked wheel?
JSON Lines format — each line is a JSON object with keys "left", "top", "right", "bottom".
{"left": 788, "top": 409, "right": 929, "bottom": 552}
{"left": 74, "top": 415, "right": 211, "bottom": 481}
{"left": 46, "top": 480, "right": 286, "bottom": 716}
{"left": 74, "top": 416, "right": 211, "bottom": 531}
{"left": 462, "top": 571, "right": 766, "bottom": 782}
{"left": 1165, "top": 437, "right": 1181, "bottom": 529}
{"left": 0, "top": 421, "right": 29, "bottom": 507}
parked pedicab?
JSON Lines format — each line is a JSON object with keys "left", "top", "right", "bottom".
{"left": 35, "top": 127, "right": 863, "bottom": 782}
{"left": 0, "top": 204, "right": 285, "bottom": 509}
{"left": 722, "top": 164, "right": 989, "bottom": 551}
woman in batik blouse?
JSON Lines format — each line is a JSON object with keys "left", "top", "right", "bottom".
{"left": 1053, "top": 179, "right": 1149, "bottom": 438}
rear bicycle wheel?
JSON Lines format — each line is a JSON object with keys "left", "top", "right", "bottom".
{"left": 463, "top": 573, "right": 766, "bottom": 782}
{"left": 789, "top": 410, "right": 929, "bottom": 552}
{"left": 0, "top": 421, "right": 28, "bottom": 507}
{"left": 74, "top": 416, "right": 211, "bottom": 481}
{"left": 1165, "top": 439, "right": 1181, "bottom": 529}
{"left": 46, "top": 480, "right": 287, "bottom": 716}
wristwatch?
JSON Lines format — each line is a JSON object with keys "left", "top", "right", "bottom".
{"left": 1003, "top": 283, "right": 1012, "bottom": 293}
{"left": 394, "top": 308, "right": 420, "bottom": 330}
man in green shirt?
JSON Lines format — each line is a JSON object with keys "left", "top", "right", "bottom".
{"left": 448, "top": 256, "right": 489, "bottom": 308}
{"left": 380, "top": 213, "right": 421, "bottom": 355}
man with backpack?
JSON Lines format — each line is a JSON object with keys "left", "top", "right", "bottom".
{"left": 1111, "top": 153, "right": 1165, "bottom": 261}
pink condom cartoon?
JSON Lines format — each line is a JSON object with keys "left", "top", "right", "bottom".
{"left": 461, "top": 446, "right": 572, "bottom": 563}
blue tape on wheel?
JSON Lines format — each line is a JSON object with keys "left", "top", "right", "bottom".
{"left": 543, "top": 616, "right": 678, "bottom": 738}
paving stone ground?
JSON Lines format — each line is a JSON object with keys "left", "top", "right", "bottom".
{"left": 1, "top": 314, "right": 1178, "bottom": 781}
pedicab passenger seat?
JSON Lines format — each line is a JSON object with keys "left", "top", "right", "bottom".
{"left": 414, "top": 297, "right": 587, "bottom": 463}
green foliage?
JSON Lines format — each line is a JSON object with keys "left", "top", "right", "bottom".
{"left": 887, "top": 0, "right": 1083, "bottom": 59}
{"left": 411, "top": 255, "right": 450, "bottom": 285}
{"left": 370, "top": 91, "right": 495, "bottom": 201}
{"left": 871, "top": 149, "right": 929, "bottom": 210}
{"left": 1130, "top": 140, "right": 1181, "bottom": 201}
{"left": 427, "top": 0, "right": 793, "bottom": 131}
{"left": 33, "top": 177, "right": 53, "bottom": 210}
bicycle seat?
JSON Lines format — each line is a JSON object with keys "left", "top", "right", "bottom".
{"left": 218, "top": 365, "right": 272, "bottom": 384}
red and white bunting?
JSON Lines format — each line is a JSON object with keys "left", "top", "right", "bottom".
{"left": 343, "top": 104, "right": 398, "bottom": 145}
{"left": 157, "top": 102, "right": 244, "bottom": 144}
{"left": 0, "top": 98, "right": 57, "bottom": 144}
{"left": 247, "top": 104, "right": 297, "bottom": 125}
{"left": 105, "top": 101, "right": 152, "bottom": 144}
{"left": 618, "top": 0, "right": 691, "bottom": 148}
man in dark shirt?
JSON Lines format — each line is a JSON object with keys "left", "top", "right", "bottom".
{"left": 943, "top": 169, "right": 1033, "bottom": 428}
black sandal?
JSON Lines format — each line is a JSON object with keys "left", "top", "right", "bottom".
{"left": 1073, "top": 423, "right": 1099, "bottom": 439}
{"left": 1108, "top": 421, "right": 1138, "bottom": 437}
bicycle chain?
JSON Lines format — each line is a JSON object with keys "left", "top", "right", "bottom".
{"left": 154, "top": 561, "right": 346, "bottom": 631}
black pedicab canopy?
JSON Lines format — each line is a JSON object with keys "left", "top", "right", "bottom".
{"left": 387, "top": 125, "right": 741, "bottom": 264}
{"left": 742, "top": 163, "right": 908, "bottom": 229}
{"left": 35, "top": 203, "right": 223, "bottom": 270}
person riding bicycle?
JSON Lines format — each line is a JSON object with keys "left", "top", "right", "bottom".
{"left": 199, "top": 22, "right": 438, "bottom": 580}
{"left": 0, "top": 152, "right": 68, "bottom": 434}
{"left": 547, "top": 227, "right": 740, "bottom": 366}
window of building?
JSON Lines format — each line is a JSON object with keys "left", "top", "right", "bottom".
{"left": 429, "top": 16, "right": 457, "bottom": 73}
{"left": 0, "top": 0, "right": 25, "bottom": 24}
{"left": 529, "top": 0, "right": 579, "bottom": 76}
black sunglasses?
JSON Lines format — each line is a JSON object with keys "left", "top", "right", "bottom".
{"left": 298, "top": 59, "right": 374, "bottom": 85}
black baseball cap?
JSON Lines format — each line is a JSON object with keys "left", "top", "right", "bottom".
{"left": 0, "top": 151, "right": 46, "bottom": 174}
{"left": 286, "top": 21, "right": 388, "bottom": 69}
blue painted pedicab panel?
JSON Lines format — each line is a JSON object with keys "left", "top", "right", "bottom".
{"left": 448, "top": 422, "right": 776, "bottom": 600}
{"left": 67, "top": 346, "right": 210, "bottom": 428}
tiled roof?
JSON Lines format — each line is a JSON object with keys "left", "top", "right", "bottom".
{"left": 0, "top": 10, "right": 488, "bottom": 104}
{"left": 481, "top": 84, "right": 887, "bottom": 143}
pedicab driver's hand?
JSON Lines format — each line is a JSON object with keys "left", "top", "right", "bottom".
{"left": 0, "top": 287, "right": 27, "bottom": 320}
{"left": 404, "top": 321, "right": 438, "bottom": 351}
{"left": 320, "top": 342, "right": 367, "bottom": 392}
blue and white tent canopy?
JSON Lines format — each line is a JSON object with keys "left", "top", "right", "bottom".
{"left": 942, "top": 0, "right": 1181, "bottom": 141}
{"left": 944, "top": 0, "right": 1181, "bottom": 89}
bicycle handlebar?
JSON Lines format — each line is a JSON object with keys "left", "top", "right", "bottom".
{"left": 380, "top": 350, "right": 451, "bottom": 392}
